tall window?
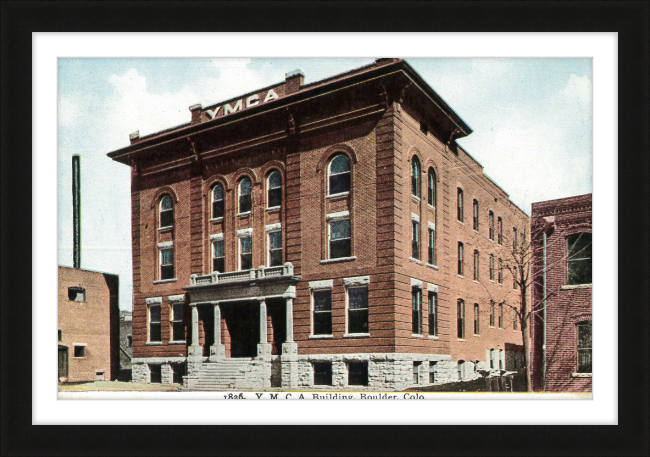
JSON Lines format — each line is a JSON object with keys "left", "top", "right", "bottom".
{"left": 159, "top": 195, "right": 173, "bottom": 228}
{"left": 159, "top": 247, "right": 174, "bottom": 280}
{"left": 498, "top": 217, "right": 503, "bottom": 245}
{"left": 348, "top": 286, "right": 369, "bottom": 334}
{"left": 498, "top": 302, "right": 504, "bottom": 328}
{"left": 473, "top": 199, "right": 479, "bottom": 231}
{"left": 567, "top": 233, "right": 592, "bottom": 285}
{"left": 457, "top": 242, "right": 464, "bottom": 276}
{"left": 412, "top": 220, "right": 420, "bottom": 259}
{"left": 239, "top": 236, "right": 252, "bottom": 270}
{"left": 328, "top": 154, "right": 351, "bottom": 195}
{"left": 488, "top": 211, "right": 495, "bottom": 240}
{"left": 148, "top": 304, "right": 161, "bottom": 342}
{"left": 412, "top": 286, "right": 422, "bottom": 334}
{"left": 498, "top": 258, "right": 503, "bottom": 284}
{"left": 212, "top": 239, "right": 225, "bottom": 273}
{"left": 489, "top": 254, "right": 495, "bottom": 281}
{"left": 473, "top": 250, "right": 480, "bottom": 281}
{"left": 474, "top": 303, "right": 480, "bottom": 335}
{"left": 428, "top": 292, "right": 438, "bottom": 337}
{"left": 457, "top": 188, "right": 464, "bottom": 222}
{"left": 513, "top": 308, "right": 519, "bottom": 331}
{"left": 411, "top": 156, "right": 420, "bottom": 198}
{"left": 329, "top": 218, "right": 351, "bottom": 259}
{"left": 171, "top": 303, "right": 185, "bottom": 342}
{"left": 427, "top": 168, "right": 436, "bottom": 206}
{"left": 238, "top": 177, "right": 252, "bottom": 214}
{"left": 428, "top": 228, "right": 436, "bottom": 265}
{"left": 211, "top": 184, "right": 224, "bottom": 219}
{"left": 268, "top": 231, "right": 283, "bottom": 267}
{"left": 267, "top": 171, "right": 282, "bottom": 208}
{"left": 313, "top": 289, "right": 332, "bottom": 335}
{"left": 490, "top": 300, "right": 496, "bottom": 327}
{"left": 576, "top": 321, "right": 592, "bottom": 373}
{"left": 457, "top": 299, "right": 465, "bottom": 339}
{"left": 512, "top": 227, "right": 518, "bottom": 250}
{"left": 490, "top": 349, "right": 495, "bottom": 369}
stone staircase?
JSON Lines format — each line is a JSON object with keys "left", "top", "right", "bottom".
{"left": 183, "top": 358, "right": 272, "bottom": 391}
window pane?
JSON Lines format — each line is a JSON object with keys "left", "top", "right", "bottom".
{"left": 314, "top": 313, "right": 332, "bottom": 335}
{"left": 239, "top": 194, "right": 252, "bottom": 213}
{"left": 349, "top": 287, "right": 368, "bottom": 310}
{"left": 161, "top": 196, "right": 172, "bottom": 210}
{"left": 150, "top": 305, "right": 160, "bottom": 322}
{"left": 577, "top": 321, "right": 592, "bottom": 348}
{"left": 428, "top": 169, "right": 435, "bottom": 205}
{"left": 269, "top": 231, "right": 282, "bottom": 250}
{"left": 330, "top": 220, "right": 350, "bottom": 240}
{"left": 161, "top": 265, "right": 174, "bottom": 280}
{"left": 270, "top": 250, "right": 282, "bottom": 267}
{"left": 239, "top": 178, "right": 251, "bottom": 195}
{"left": 150, "top": 365, "right": 162, "bottom": 383}
{"left": 213, "top": 257, "right": 225, "bottom": 273}
{"left": 172, "top": 303, "right": 183, "bottom": 321}
{"left": 329, "top": 173, "right": 351, "bottom": 194}
{"left": 213, "top": 184, "right": 224, "bottom": 201}
{"left": 314, "top": 362, "right": 333, "bottom": 385}
{"left": 268, "top": 187, "right": 282, "bottom": 208}
{"left": 330, "top": 239, "right": 351, "bottom": 258}
{"left": 240, "top": 236, "right": 252, "bottom": 254}
{"left": 74, "top": 346, "right": 85, "bottom": 357}
{"left": 314, "top": 290, "right": 332, "bottom": 312}
{"left": 160, "top": 210, "right": 173, "bottom": 228}
{"left": 240, "top": 254, "right": 252, "bottom": 270}
{"left": 568, "top": 233, "right": 592, "bottom": 284}
{"left": 172, "top": 321, "right": 185, "bottom": 341}
{"left": 268, "top": 171, "right": 282, "bottom": 189}
{"left": 330, "top": 154, "right": 350, "bottom": 174}
{"left": 349, "top": 309, "right": 368, "bottom": 333}
{"left": 348, "top": 361, "right": 368, "bottom": 386}
{"left": 212, "top": 200, "right": 224, "bottom": 219}
{"left": 150, "top": 323, "right": 161, "bottom": 342}
{"left": 213, "top": 240, "right": 225, "bottom": 258}
{"left": 161, "top": 249, "right": 173, "bottom": 265}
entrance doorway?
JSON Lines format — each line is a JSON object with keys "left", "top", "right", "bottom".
{"left": 223, "top": 302, "right": 259, "bottom": 358}
{"left": 58, "top": 345, "right": 68, "bottom": 380}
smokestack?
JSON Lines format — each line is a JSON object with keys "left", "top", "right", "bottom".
{"left": 72, "top": 154, "right": 81, "bottom": 269}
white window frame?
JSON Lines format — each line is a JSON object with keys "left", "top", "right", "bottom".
{"left": 327, "top": 154, "right": 351, "bottom": 197}
{"left": 343, "top": 276, "right": 370, "bottom": 336}
{"left": 267, "top": 229, "right": 283, "bottom": 267}
{"left": 309, "top": 280, "right": 334, "bottom": 337}
{"left": 159, "top": 195, "right": 173, "bottom": 229}
{"left": 211, "top": 183, "right": 225, "bottom": 221}
{"left": 327, "top": 211, "right": 351, "bottom": 260}
{"left": 210, "top": 233, "right": 225, "bottom": 273}
{"left": 238, "top": 177, "right": 252, "bottom": 215}
{"left": 266, "top": 170, "right": 282, "bottom": 210}
{"left": 237, "top": 228, "right": 253, "bottom": 271}
{"left": 158, "top": 241, "right": 174, "bottom": 281}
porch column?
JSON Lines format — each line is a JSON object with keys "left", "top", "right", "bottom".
{"left": 209, "top": 302, "right": 225, "bottom": 360}
{"left": 285, "top": 298, "right": 294, "bottom": 343}
{"left": 188, "top": 303, "right": 202, "bottom": 358}
{"left": 257, "top": 298, "right": 271, "bottom": 359}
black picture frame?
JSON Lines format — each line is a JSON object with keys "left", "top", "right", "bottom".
{"left": 2, "top": 1, "right": 648, "bottom": 456}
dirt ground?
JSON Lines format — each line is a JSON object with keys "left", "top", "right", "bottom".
{"left": 58, "top": 381, "right": 182, "bottom": 392}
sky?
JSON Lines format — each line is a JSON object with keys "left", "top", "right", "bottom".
{"left": 57, "top": 57, "right": 592, "bottom": 311}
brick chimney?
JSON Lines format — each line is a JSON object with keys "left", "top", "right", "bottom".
{"left": 129, "top": 131, "right": 140, "bottom": 144}
{"left": 285, "top": 69, "right": 304, "bottom": 95}
{"left": 189, "top": 104, "right": 203, "bottom": 124}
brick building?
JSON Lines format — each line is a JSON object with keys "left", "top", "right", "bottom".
{"left": 107, "top": 58, "right": 528, "bottom": 390}
{"left": 58, "top": 266, "right": 120, "bottom": 382}
{"left": 530, "top": 194, "right": 592, "bottom": 392}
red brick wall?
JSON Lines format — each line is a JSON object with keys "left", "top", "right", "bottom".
{"left": 58, "top": 266, "right": 119, "bottom": 381}
{"left": 530, "top": 194, "right": 592, "bottom": 392}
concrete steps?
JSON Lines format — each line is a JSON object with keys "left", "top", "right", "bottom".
{"left": 184, "top": 358, "right": 271, "bottom": 390}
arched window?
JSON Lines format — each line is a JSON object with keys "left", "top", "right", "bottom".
{"left": 512, "top": 226, "right": 518, "bottom": 250}
{"left": 489, "top": 254, "right": 495, "bottom": 281}
{"left": 267, "top": 170, "right": 282, "bottom": 209}
{"left": 427, "top": 167, "right": 436, "bottom": 206}
{"left": 159, "top": 195, "right": 173, "bottom": 228}
{"left": 489, "top": 211, "right": 495, "bottom": 240}
{"left": 458, "top": 242, "right": 464, "bottom": 276}
{"left": 211, "top": 184, "right": 224, "bottom": 219}
{"left": 473, "top": 249, "right": 480, "bottom": 281}
{"left": 238, "top": 177, "right": 252, "bottom": 214}
{"left": 328, "top": 154, "right": 351, "bottom": 195}
{"left": 473, "top": 199, "right": 479, "bottom": 231}
{"left": 457, "top": 188, "right": 464, "bottom": 222}
{"left": 411, "top": 156, "right": 420, "bottom": 198}
{"left": 498, "top": 217, "right": 503, "bottom": 245}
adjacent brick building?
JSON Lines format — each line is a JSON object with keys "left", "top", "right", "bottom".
{"left": 58, "top": 266, "right": 120, "bottom": 382}
{"left": 530, "top": 194, "right": 592, "bottom": 392}
{"left": 107, "top": 58, "right": 528, "bottom": 390}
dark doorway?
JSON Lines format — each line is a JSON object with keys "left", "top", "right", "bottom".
{"left": 267, "top": 299, "right": 286, "bottom": 355}
{"left": 58, "top": 346, "right": 68, "bottom": 379}
{"left": 224, "top": 302, "right": 259, "bottom": 358}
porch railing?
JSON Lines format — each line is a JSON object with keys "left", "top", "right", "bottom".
{"left": 189, "top": 263, "right": 294, "bottom": 286}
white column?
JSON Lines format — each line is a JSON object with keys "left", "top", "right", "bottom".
{"left": 259, "top": 299, "right": 267, "bottom": 343}
{"left": 191, "top": 304, "right": 199, "bottom": 346}
{"left": 285, "top": 298, "right": 294, "bottom": 343}
{"left": 213, "top": 303, "right": 221, "bottom": 346}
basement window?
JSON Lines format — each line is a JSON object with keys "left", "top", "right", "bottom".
{"left": 150, "top": 364, "right": 162, "bottom": 383}
{"left": 313, "top": 362, "right": 333, "bottom": 386}
{"left": 413, "top": 362, "right": 421, "bottom": 384}
{"left": 348, "top": 361, "right": 368, "bottom": 386}
{"left": 68, "top": 287, "right": 86, "bottom": 302}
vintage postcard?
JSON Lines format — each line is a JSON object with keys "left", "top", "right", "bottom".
{"left": 57, "top": 57, "right": 593, "bottom": 399}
